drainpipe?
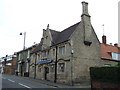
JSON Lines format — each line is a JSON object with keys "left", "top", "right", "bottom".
{"left": 28, "top": 58, "right": 30, "bottom": 77}
{"left": 71, "top": 51, "right": 74, "bottom": 85}
{"left": 54, "top": 45, "right": 58, "bottom": 83}
{"left": 34, "top": 53, "right": 37, "bottom": 79}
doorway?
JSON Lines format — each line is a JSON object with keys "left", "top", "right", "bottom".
{"left": 44, "top": 67, "right": 49, "bottom": 80}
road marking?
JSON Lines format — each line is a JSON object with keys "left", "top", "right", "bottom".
{"left": 8, "top": 79, "right": 15, "bottom": 83}
{"left": 18, "top": 83, "right": 31, "bottom": 88}
{"left": 2, "top": 77, "right": 6, "bottom": 79}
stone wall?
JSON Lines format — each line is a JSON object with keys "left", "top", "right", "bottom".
{"left": 91, "top": 81, "right": 120, "bottom": 89}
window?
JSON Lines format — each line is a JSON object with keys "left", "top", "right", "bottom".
{"left": 6, "top": 63, "right": 12, "bottom": 66}
{"left": 50, "top": 64, "right": 55, "bottom": 72}
{"left": 104, "top": 64, "right": 111, "bottom": 66}
{"left": 59, "top": 63, "right": 65, "bottom": 72}
{"left": 42, "top": 51, "right": 47, "bottom": 58}
{"left": 112, "top": 52, "right": 120, "bottom": 61}
{"left": 37, "top": 53, "right": 40, "bottom": 60}
{"left": 18, "top": 54, "right": 21, "bottom": 60}
{"left": 26, "top": 62, "right": 29, "bottom": 72}
{"left": 32, "top": 66, "right": 35, "bottom": 72}
{"left": 38, "top": 66, "right": 41, "bottom": 72}
{"left": 27, "top": 50, "right": 30, "bottom": 58}
{"left": 53, "top": 49, "right": 55, "bottom": 56}
{"left": 59, "top": 46, "right": 65, "bottom": 55}
{"left": 45, "top": 67, "right": 49, "bottom": 73}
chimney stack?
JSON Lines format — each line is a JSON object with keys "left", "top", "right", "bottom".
{"left": 102, "top": 35, "right": 106, "bottom": 44}
{"left": 81, "top": 1, "right": 89, "bottom": 16}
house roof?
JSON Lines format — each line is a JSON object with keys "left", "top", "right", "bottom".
{"left": 30, "top": 43, "right": 42, "bottom": 54}
{"left": 49, "top": 29, "right": 60, "bottom": 44}
{"left": 31, "top": 22, "right": 80, "bottom": 54}
{"left": 17, "top": 44, "right": 37, "bottom": 54}
{"left": 50, "top": 22, "right": 80, "bottom": 45}
{"left": 101, "top": 43, "right": 120, "bottom": 60}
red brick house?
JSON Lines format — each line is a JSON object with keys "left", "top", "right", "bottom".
{"left": 100, "top": 35, "right": 120, "bottom": 66}
{"left": 2, "top": 54, "right": 17, "bottom": 75}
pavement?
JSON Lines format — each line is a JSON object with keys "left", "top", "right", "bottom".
{"left": 19, "top": 75, "right": 91, "bottom": 88}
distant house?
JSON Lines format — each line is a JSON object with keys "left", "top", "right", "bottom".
{"left": 0, "top": 57, "right": 4, "bottom": 73}
{"left": 1, "top": 54, "right": 17, "bottom": 75}
{"left": 29, "top": 1, "right": 101, "bottom": 85}
{"left": 16, "top": 44, "right": 37, "bottom": 77}
{"left": 101, "top": 35, "right": 120, "bottom": 66}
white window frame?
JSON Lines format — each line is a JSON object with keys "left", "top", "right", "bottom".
{"left": 27, "top": 50, "right": 30, "bottom": 58}
{"left": 18, "top": 54, "right": 21, "bottom": 60}
{"left": 112, "top": 52, "right": 120, "bottom": 61}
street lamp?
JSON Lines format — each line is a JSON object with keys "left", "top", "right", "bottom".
{"left": 20, "top": 32, "right": 26, "bottom": 76}
{"left": 20, "top": 32, "right": 26, "bottom": 50}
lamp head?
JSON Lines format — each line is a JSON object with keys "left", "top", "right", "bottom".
{"left": 20, "top": 32, "right": 22, "bottom": 35}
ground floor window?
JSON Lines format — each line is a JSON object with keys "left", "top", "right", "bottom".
{"left": 45, "top": 67, "right": 49, "bottom": 73}
{"left": 50, "top": 64, "right": 55, "bottom": 72}
{"left": 104, "top": 64, "right": 111, "bottom": 66}
{"left": 59, "top": 63, "right": 65, "bottom": 72}
{"left": 38, "top": 66, "right": 42, "bottom": 72}
{"left": 32, "top": 66, "right": 35, "bottom": 73}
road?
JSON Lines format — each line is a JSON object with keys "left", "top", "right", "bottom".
{"left": 2, "top": 74, "right": 55, "bottom": 89}
{"left": 2, "top": 74, "right": 91, "bottom": 90}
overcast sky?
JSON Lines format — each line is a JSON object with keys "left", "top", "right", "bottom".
{"left": 0, "top": 0, "right": 119, "bottom": 57}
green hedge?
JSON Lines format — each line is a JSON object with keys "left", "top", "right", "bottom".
{"left": 90, "top": 66, "right": 120, "bottom": 83}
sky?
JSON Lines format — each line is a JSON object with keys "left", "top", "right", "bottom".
{"left": 0, "top": 0, "right": 119, "bottom": 58}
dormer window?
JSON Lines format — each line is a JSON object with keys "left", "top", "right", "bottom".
{"left": 112, "top": 52, "right": 120, "bottom": 61}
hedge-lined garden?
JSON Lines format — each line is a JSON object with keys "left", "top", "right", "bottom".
{"left": 90, "top": 66, "right": 120, "bottom": 83}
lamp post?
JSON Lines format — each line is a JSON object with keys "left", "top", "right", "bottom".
{"left": 20, "top": 32, "right": 26, "bottom": 76}
{"left": 20, "top": 32, "right": 26, "bottom": 50}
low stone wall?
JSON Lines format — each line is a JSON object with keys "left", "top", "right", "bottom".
{"left": 91, "top": 81, "right": 120, "bottom": 89}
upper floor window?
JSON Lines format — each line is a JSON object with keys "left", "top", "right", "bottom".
{"left": 59, "top": 46, "right": 65, "bottom": 55}
{"left": 41, "top": 51, "right": 47, "bottom": 58}
{"left": 37, "top": 53, "right": 40, "bottom": 60}
{"left": 18, "top": 54, "right": 21, "bottom": 60}
{"left": 53, "top": 49, "right": 55, "bottom": 56}
{"left": 27, "top": 50, "right": 30, "bottom": 58}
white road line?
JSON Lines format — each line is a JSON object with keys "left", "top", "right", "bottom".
{"left": 18, "top": 83, "right": 31, "bottom": 89}
{"left": 2, "top": 77, "right": 6, "bottom": 79}
{"left": 8, "top": 79, "right": 15, "bottom": 83}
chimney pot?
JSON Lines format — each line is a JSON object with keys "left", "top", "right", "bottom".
{"left": 102, "top": 35, "right": 106, "bottom": 44}
{"left": 110, "top": 43, "right": 112, "bottom": 45}
{"left": 114, "top": 43, "right": 118, "bottom": 47}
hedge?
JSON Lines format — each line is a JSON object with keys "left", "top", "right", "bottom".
{"left": 90, "top": 66, "right": 120, "bottom": 83}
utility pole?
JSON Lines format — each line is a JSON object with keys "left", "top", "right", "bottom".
{"left": 54, "top": 46, "right": 58, "bottom": 83}
{"left": 34, "top": 53, "right": 37, "bottom": 79}
{"left": 20, "top": 32, "right": 26, "bottom": 76}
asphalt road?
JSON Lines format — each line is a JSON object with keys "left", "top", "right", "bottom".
{"left": 2, "top": 74, "right": 55, "bottom": 89}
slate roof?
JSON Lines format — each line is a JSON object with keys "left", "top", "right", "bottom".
{"left": 31, "top": 22, "right": 80, "bottom": 54}
{"left": 50, "top": 22, "right": 80, "bottom": 45}
{"left": 30, "top": 43, "right": 42, "bottom": 54}
{"left": 49, "top": 29, "right": 60, "bottom": 44}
